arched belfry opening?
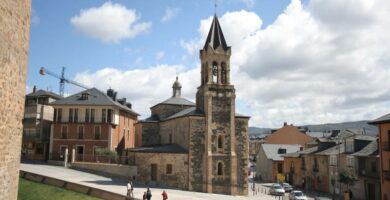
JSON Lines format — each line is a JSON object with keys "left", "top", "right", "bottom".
{"left": 221, "top": 62, "right": 227, "bottom": 84}
{"left": 212, "top": 61, "right": 218, "bottom": 83}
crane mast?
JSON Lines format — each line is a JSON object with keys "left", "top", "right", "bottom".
{"left": 39, "top": 67, "right": 89, "bottom": 96}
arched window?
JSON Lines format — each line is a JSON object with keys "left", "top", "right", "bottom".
{"left": 217, "top": 162, "right": 223, "bottom": 176}
{"left": 218, "top": 135, "right": 223, "bottom": 149}
{"left": 221, "top": 62, "right": 227, "bottom": 84}
{"left": 212, "top": 61, "right": 218, "bottom": 83}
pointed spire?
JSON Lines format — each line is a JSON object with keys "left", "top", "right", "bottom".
{"left": 172, "top": 76, "right": 182, "bottom": 97}
{"left": 203, "top": 15, "right": 229, "bottom": 51}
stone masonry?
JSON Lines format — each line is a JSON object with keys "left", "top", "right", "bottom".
{"left": 0, "top": 0, "right": 31, "bottom": 199}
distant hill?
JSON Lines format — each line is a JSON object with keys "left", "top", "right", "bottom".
{"left": 249, "top": 120, "right": 378, "bottom": 137}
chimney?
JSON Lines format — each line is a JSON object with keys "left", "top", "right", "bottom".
{"left": 126, "top": 103, "right": 132, "bottom": 109}
{"left": 33, "top": 85, "right": 37, "bottom": 93}
{"left": 283, "top": 122, "right": 287, "bottom": 126}
{"left": 118, "top": 98, "right": 127, "bottom": 105}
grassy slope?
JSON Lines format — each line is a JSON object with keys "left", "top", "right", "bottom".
{"left": 18, "top": 178, "right": 101, "bottom": 200}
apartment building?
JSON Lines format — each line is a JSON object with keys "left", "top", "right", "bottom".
{"left": 22, "top": 87, "right": 61, "bottom": 160}
{"left": 49, "top": 88, "right": 139, "bottom": 162}
{"left": 370, "top": 114, "right": 390, "bottom": 200}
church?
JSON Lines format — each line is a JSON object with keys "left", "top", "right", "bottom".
{"left": 128, "top": 15, "right": 250, "bottom": 195}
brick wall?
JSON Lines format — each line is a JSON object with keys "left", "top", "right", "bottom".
{"left": 0, "top": 0, "right": 31, "bottom": 199}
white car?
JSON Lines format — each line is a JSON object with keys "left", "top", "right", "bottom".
{"left": 269, "top": 184, "right": 285, "bottom": 196}
{"left": 289, "top": 190, "right": 308, "bottom": 200}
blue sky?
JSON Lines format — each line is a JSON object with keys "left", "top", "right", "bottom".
{"left": 28, "top": 0, "right": 291, "bottom": 90}
{"left": 28, "top": 0, "right": 390, "bottom": 128}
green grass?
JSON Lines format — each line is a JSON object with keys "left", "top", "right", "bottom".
{"left": 18, "top": 178, "right": 101, "bottom": 200}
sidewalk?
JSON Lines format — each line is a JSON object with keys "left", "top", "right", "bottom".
{"left": 20, "top": 162, "right": 283, "bottom": 200}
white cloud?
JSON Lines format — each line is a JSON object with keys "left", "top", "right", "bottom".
{"left": 74, "top": 65, "right": 199, "bottom": 117}
{"left": 156, "top": 51, "right": 165, "bottom": 60}
{"left": 180, "top": 0, "right": 390, "bottom": 127}
{"left": 161, "top": 7, "right": 179, "bottom": 22}
{"left": 74, "top": 0, "right": 390, "bottom": 128}
{"left": 241, "top": 0, "right": 255, "bottom": 8}
{"left": 70, "top": 2, "right": 151, "bottom": 43}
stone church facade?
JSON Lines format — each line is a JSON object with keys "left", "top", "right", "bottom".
{"left": 129, "top": 15, "right": 249, "bottom": 195}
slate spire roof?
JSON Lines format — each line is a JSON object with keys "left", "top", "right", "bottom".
{"left": 203, "top": 15, "right": 230, "bottom": 51}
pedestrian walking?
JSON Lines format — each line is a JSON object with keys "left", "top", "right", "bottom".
{"left": 161, "top": 190, "right": 168, "bottom": 200}
{"left": 143, "top": 192, "right": 147, "bottom": 200}
{"left": 146, "top": 187, "right": 152, "bottom": 200}
{"left": 127, "top": 181, "right": 133, "bottom": 198}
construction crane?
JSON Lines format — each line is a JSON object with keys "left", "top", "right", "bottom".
{"left": 39, "top": 66, "right": 89, "bottom": 96}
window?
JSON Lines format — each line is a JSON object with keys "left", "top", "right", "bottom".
{"left": 169, "top": 133, "right": 173, "bottom": 144}
{"left": 330, "top": 155, "right": 337, "bottom": 166}
{"left": 53, "top": 108, "right": 57, "bottom": 122}
{"left": 57, "top": 108, "right": 62, "bottom": 122}
{"left": 212, "top": 62, "right": 218, "bottom": 83}
{"left": 127, "top": 130, "right": 130, "bottom": 140}
{"left": 277, "top": 163, "right": 283, "bottom": 173}
{"left": 107, "top": 109, "right": 112, "bottom": 123}
{"left": 346, "top": 140, "right": 354, "bottom": 153}
{"left": 85, "top": 109, "right": 90, "bottom": 123}
{"left": 91, "top": 109, "right": 95, "bottom": 123}
{"left": 217, "top": 162, "right": 223, "bottom": 176}
{"left": 166, "top": 164, "right": 173, "bottom": 175}
{"left": 218, "top": 135, "right": 223, "bottom": 149}
{"left": 102, "top": 109, "right": 106, "bottom": 123}
{"left": 61, "top": 126, "right": 67, "bottom": 139}
{"left": 371, "top": 162, "right": 377, "bottom": 173}
{"left": 81, "top": 93, "right": 89, "bottom": 100}
{"left": 94, "top": 126, "right": 101, "bottom": 139}
{"left": 347, "top": 156, "right": 354, "bottom": 168}
{"left": 78, "top": 126, "right": 84, "bottom": 139}
{"left": 74, "top": 108, "right": 78, "bottom": 122}
{"left": 69, "top": 108, "right": 73, "bottom": 122}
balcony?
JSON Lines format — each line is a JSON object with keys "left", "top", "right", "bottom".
{"left": 24, "top": 105, "right": 54, "bottom": 121}
{"left": 382, "top": 142, "right": 390, "bottom": 151}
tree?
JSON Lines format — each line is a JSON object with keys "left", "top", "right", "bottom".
{"left": 339, "top": 169, "right": 358, "bottom": 189}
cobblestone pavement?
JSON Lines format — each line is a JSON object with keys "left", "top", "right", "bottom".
{"left": 21, "top": 163, "right": 316, "bottom": 200}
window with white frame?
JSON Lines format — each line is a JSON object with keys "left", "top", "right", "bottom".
{"left": 345, "top": 139, "right": 354, "bottom": 153}
{"left": 330, "top": 155, "right": 337, "bottom": 166}
{"left": 347, "top": 156, "right": 354, "bottom": 168}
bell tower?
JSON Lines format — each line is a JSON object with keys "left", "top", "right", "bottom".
{"left": 196, "top": 15, "right": 239, "bottom": 195}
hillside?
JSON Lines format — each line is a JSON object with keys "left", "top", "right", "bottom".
{"left": 249, "top": 120, "right": 378, "bottom": 136}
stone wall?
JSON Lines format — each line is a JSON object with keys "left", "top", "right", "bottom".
{"left": 235, "top": 118, "right": 249, "bottom": 195}
{"left": 188, "top": 117, "right": 206, "bottom": 192}
{"left": 129, "top": 152, "right": 188, "bottom": 189}
{"left": 139, "top": 122, "right": 159, "bottom": 146}
{"left": 71, "top": 162, "right": 137, "bottom": 179}
{"left": 0, "top": 1, "right": 31, "bottom": 199}
{"left": 160, "top": 117, "right": 189, "bottom": 149}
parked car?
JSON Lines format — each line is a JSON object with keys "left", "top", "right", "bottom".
{"left": 282, "top": 182, "right": 294, "bottom": 192}
{"left": 289, "top": 190, "right": 307, "bottom": 200}
{"left": 269, "top": 184, "right": 285, "bottom": 196}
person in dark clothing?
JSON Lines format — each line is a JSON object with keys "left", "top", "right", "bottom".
{"left": 146, "top": 188, "right": 152, "bottom": 200}
{"left": 142, "top": 192, "right": 147, "bottom": 200}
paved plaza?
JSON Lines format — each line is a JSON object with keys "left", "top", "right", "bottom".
{"left": 21, "top": 163, "right": 315, "bottom": 200}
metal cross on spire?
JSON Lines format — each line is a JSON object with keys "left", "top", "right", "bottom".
{"left": 214, "top": 0, "right": 217, "bottom": 15}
